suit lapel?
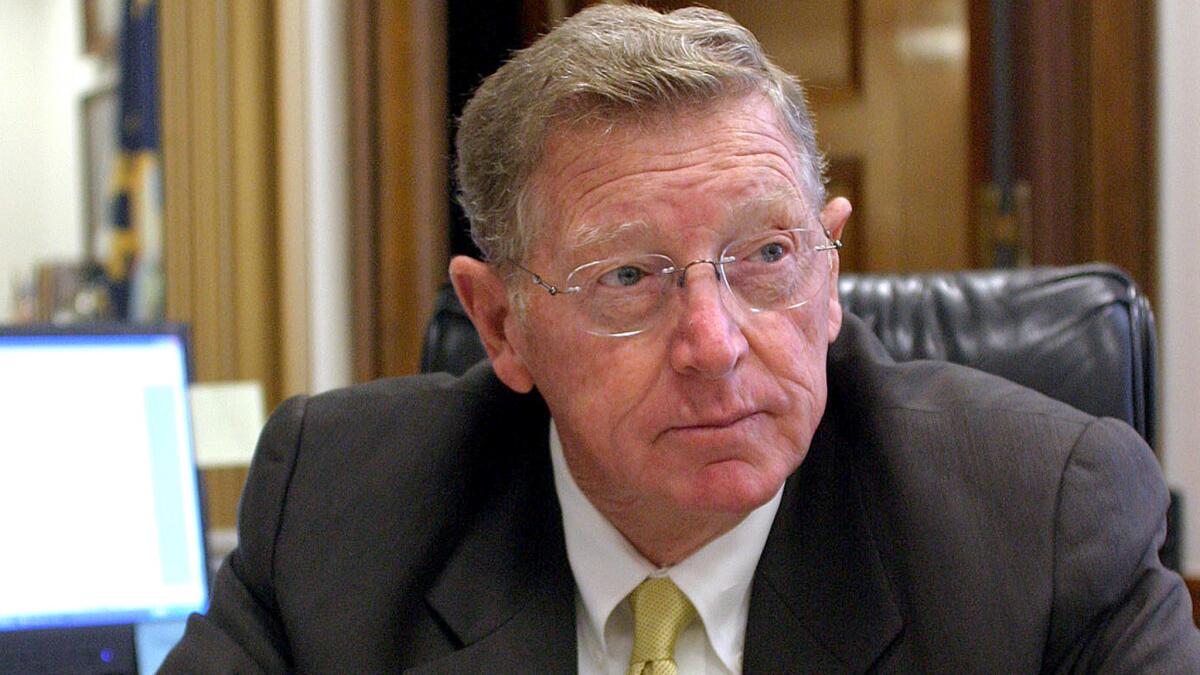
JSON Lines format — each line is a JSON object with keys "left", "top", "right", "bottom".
{"left": 408, "top": 388, "right": 577, "bottom": 674}
{"left": 744, "top": 414, "right": 903, "bottom": 674}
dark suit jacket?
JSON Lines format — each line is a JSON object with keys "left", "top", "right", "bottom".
{"left": 162, "top": 316, "right": 1200, "bottom": 673}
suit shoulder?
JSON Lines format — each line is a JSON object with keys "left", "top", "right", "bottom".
{"left": 264, "top": 360, "right": 549, "bottom": 553}
{"left": 306, "top": 362, "right": 499, "bottom": 407}
{"left": 265, "top": 362, "right": 547, "bottom": 491}
{"left": 828, "top": 322, "right": 1103, "bottom": 492}
{"left": 876, "top": 358, "right": 1093, "bottom": 427}
{"left": 300, "top": 362, "right": 524, "bottom": 429}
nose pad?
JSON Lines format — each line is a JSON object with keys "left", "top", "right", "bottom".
{"left": 674, "top": 259, "right": 725, "bottom": 289}
{"left": 671, "top": 259, "right": 735, "bottom": 319}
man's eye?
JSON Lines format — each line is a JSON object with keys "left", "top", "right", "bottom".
{"left": 756, "top": 241, "right": 789, "bottom": 263}
{"left": 598, "top": 265, "right": 648, "bottom": 287}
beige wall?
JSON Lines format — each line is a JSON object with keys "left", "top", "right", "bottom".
{"left": 1158, "top": 0, "right": 1200, "bottom": 576}
{"left": 0, "top": 0, "right": 104, "bottom": 321}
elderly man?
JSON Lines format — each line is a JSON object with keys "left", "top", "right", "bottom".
{"left": 164, "top": 5, "right": 1200, "bottom": 673}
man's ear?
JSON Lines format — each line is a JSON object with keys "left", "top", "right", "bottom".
{"left": 448, "top": 256, "right": 535, "bottom": 393}
{"left": 820, "top": 197, "right": 852, "bottom": 342}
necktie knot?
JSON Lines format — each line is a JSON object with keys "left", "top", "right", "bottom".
{"left": 626, "top": 577, "right": 697, "bottom": 675}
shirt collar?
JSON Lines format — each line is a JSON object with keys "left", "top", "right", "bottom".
{"left": 550, "top": 420, "right": 782, "bottom": 672}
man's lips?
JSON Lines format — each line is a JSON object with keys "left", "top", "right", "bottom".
{"left": 663, "top": 410, "right": 764, "bottom": 434}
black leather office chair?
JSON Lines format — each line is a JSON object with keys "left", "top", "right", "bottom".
{"left": 420, "top": 263, "right": 1178, "bottom": 569}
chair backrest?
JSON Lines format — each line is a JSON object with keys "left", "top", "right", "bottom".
{"left": 420, "top": 287, "right": 489, "bottom": 377}
{"left": 422, "top": 264, "right": 1156, "bottom": 449}
{"left": 838, "top": 264, "right": 1156, "bottom": 449}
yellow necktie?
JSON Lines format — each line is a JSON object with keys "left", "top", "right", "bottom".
{"left": 626, "top": 577, "right": 698, "bottom": 675}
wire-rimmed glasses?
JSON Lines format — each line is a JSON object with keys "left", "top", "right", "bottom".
{"left": 514, "top": 227, "right": 842, "bottom": 337}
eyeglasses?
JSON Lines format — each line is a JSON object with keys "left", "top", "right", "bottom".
{"left": 515, "top": 227, "right": 843, "bottom": 337}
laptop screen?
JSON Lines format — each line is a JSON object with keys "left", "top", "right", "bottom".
{"left": 0, "top": 325, "right": 207, "bottom": 668}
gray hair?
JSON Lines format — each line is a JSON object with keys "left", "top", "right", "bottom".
{"left": 455, "top": 3, "right": 827, "bottom": 268}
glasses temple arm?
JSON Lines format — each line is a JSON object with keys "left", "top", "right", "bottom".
{"left": 513, "top": 262, "right": 564, "bottom": 295}
{"left": 816, "top": 227, "right": 843, "bottom": 252}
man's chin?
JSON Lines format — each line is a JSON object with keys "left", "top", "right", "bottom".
{"left": 676, "top": 459, "right": 790, "bottom": 514}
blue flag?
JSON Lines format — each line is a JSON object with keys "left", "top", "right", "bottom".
{"left": 106, "top": 0, "right": 162, "bottom": 321}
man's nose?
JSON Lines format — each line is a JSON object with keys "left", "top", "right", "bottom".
{"left": 667, "top": 263, "right": 748, "bottom": 379}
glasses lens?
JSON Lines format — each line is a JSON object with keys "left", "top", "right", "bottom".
{"left": 722, "top": 229, "right": 829, "bottom": 311}
{"left": 566, "top": 254, "right": 674, "bottom": 336}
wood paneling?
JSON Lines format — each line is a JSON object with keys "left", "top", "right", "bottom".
{"left": 161, "top": 0, "right": 192, "bottom": 321}
{"left": 348, "top": 0, "right": 381, "bottom": 381}
{"left": 1083, "top": 2, "right": 1157, "bottom": 301}
{"left": 711, "top": 1, "right": 861, "bottom": 96}
{"left": 349, "top": 0, "right": 449, "bottom": 381}
{"left": 1189, "top": 577, "right": 1200, "bottom": 627}
{"left": 636, "top": 1, "right": 861, "bottom": 98}
{"left": 229, "top": 0, "right": 280, "bottom": 384}
{"left": 162, "top": 0, "right": 280, "bottom": 397}
{"left": 1010, "top": 0, "right": 1084, "bottom": 271}
{"left": 640, "top": 0, "right": 971, "bottom": 274}
{"left": 274, "top": 0, "right": 310, "bottom": 398}
{"left": 807, "top": 0, "right": 971, "bottom": 273}
{"left": 827, "top": 157, "right": 865, "bottom": 271}
{"left": 1001, "top": 0, "right": 1157, "bottom": 301}
{"left": 161, "top": 0, "right": 280, "bottom": 529}
{"left": 202, "top": 467, "right": 250, "bottom": 530}
{"left": 378, "top": 0, "right": 449, "bottom": 377}
{"left": 966, "top": 0, "right": 990, "bottom": 268}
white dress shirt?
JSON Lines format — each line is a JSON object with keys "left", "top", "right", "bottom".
{"left": 550, "top": 421, "right": 783, "bottom": 675}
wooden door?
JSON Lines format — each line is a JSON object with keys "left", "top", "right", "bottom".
{"left": 613, "top": 0, "right": 974, "bottom": 274}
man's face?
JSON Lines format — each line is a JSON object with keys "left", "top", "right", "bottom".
{"left": 490, "top": 96, "right": 843, "bottom": 527}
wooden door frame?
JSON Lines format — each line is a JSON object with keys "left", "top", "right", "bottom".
{"left": 968, "top": 0, "right": 1157, "bottom": 301}
{"left": 347, "top": 0, "right": 449, "bottom": 381}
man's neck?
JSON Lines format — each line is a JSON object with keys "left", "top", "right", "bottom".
{"left": 587, "top": 495, "right": 750, "bottom": 567}
{"left": 561, "top": 471, "right": 764, "bottom": 565}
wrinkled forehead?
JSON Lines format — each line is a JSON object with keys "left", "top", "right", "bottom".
{"left": 562, "top": 188, "right": 813, "bottom": 255}
{"left": 522, "top": 94, "right": 814, "bottom": 260}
